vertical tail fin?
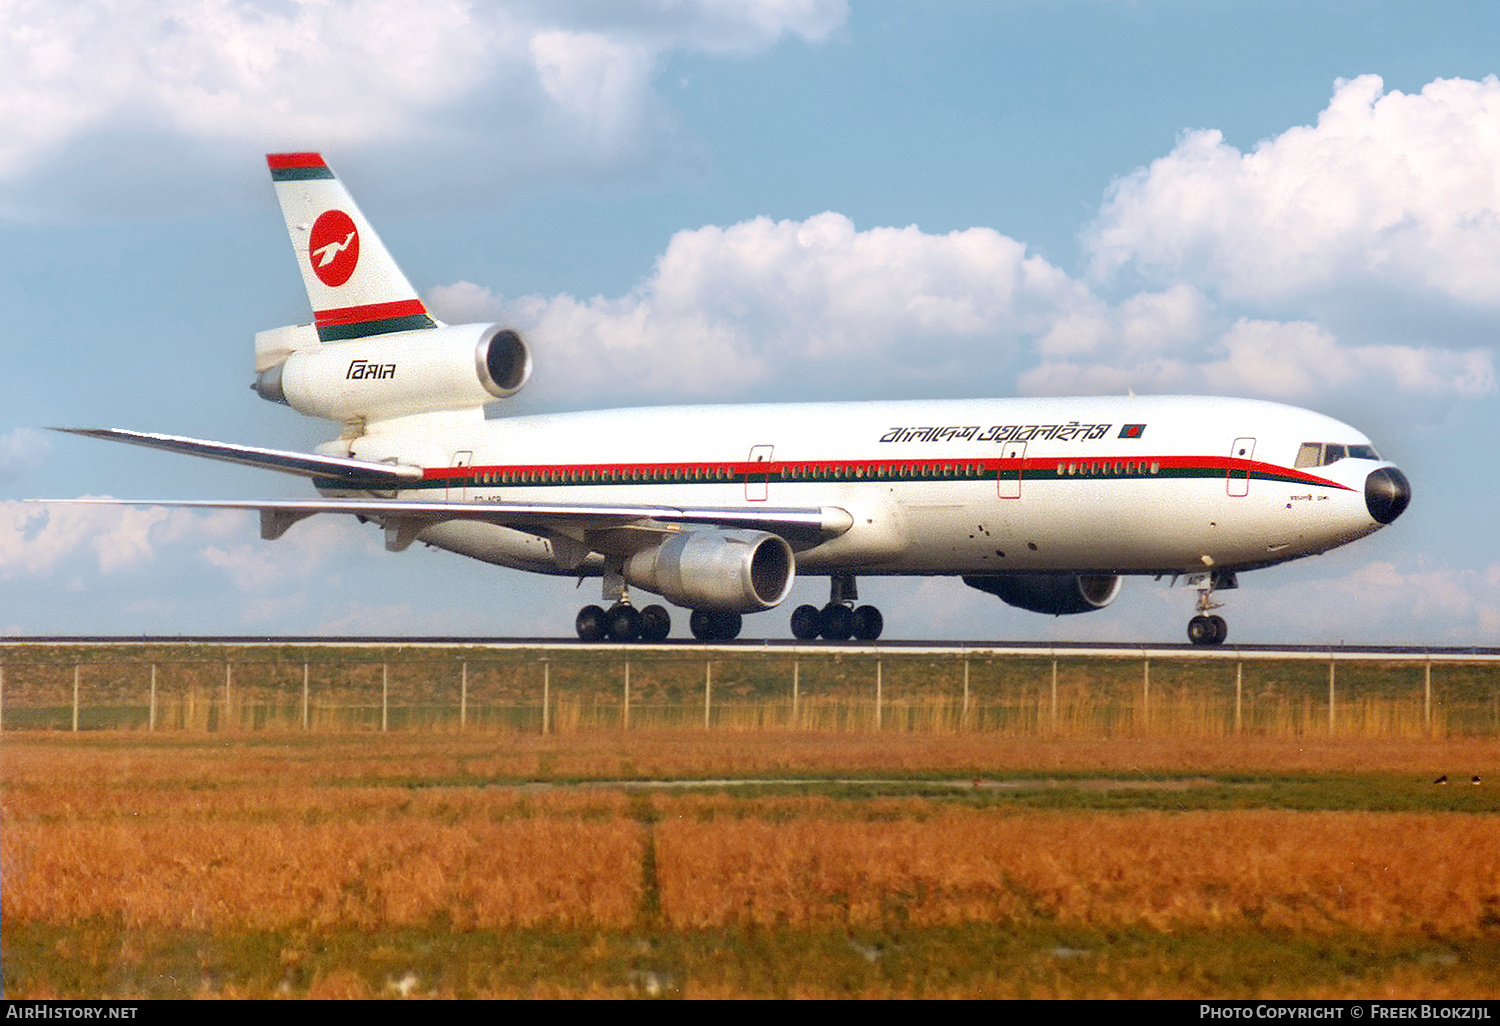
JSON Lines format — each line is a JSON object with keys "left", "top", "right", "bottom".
{"left": 266, "top": 153, "right": 440, "bottom": 341}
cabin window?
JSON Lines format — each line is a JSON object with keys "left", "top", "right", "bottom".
{"left": 1150, "top": 461, "right": 1160, "bottom": 474}
{"left": 1350, "top": 444, "right": 1379, "bottom": 460}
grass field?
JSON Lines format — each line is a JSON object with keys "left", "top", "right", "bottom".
{"left": 4, "top": 729, "right": 1499, "bottom": 999}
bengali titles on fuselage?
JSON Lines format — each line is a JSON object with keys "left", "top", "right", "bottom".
{"left": 878, "top": 421, "right": 1145, "bottom": 444}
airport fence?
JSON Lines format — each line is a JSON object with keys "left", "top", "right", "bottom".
{"left": 1, "top": 642, "right": 1498, "bottom": 738}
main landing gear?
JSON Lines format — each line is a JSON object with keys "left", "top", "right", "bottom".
{"left": 575, "top": 567, "right": 673, "bottom": 642}
{"left": 790, "top": 573, "right": 884, "bottom": 642}
{"left": 575, "top": 564, "right": 741, "bottom": 642}
{"left": 576, "top": 602, "right": 671, "bottom": 643}
{"left": 1186, "top": 570, "right": 1236, "bottom": 646}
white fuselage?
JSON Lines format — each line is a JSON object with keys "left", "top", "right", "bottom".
{"left": 328, "top": 394, "right": 1394, "bottom": 581}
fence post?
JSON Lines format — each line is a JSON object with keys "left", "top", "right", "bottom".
{"left": 224, "top": 661, "right": 232, "bottom": 732}
{"left": 1050, "top": 658, "right": 1058, "bottom": 731}
{"left": 1328, "top": 659, "right": 1336, "bottom": 734}
{"left": 302, "top": 662, "right": 310, "bottom": 731}
{"left": 542, "top": 659, "right": 550, "bottom": 735}
{"left": 73, "top": 664, "right": 80, "bottom": 732}
{"left": 460, "top": 660, "right": 468, "bottom": 733}
{"left": 792, "top": 659, "right": 800, "bottom": 729}
{"left": 382, "top": 663, "right": 389, "bottom": 732}
{"left": 149, "top": 664, "right": 157, "bottom": 732}
{"left": 0, "top": 662, "right": 4, "bottom": 735}
{"left": 623, "top": 657, "right": 631, "bottom": 729}
{"left": 704, "top": 660, "right": 712, "bottom": 730}
{"left": 1424, "top": 660, "right": 1432, "bottom": 734}
{"left": 962, "top": 656, "right": 970, "bottom": 730}
{"left": 1235, "top": 661, "right": 1243, "bottom": 734}
{"left": 875, "top": 658, "right": 883, "bottom": 731}
{"left": 1142, "top": 657, "right": 1150, "bottom": 732}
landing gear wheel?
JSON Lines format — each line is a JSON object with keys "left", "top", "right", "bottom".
{"left": 820, "top": 603, "right": 855, "bottom": 641}
{"left": 606, "top": 604, "right": 642, "bottom": 642}
{"left": 639, "top": 604, "right": 671, "bottom": 642}
{"left": 690, "top": 610, "right": 743, "bottom": 641}
{"left": 1208, "top": 615, "right": 1227, "bottom": 645}
{"left": 852, "top": 605, "right": 884, "bottom": 641}
{"left": 790, "top": 604, "right": 821, "bottom": 641}
{"left": 1188, "top": 614, "right": 1227, "bottom": 646}
{"left": 576, "top": 605, "right": 607, "bottom": 642}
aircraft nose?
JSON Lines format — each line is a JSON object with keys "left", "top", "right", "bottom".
{"left": 1365, "top": 467, "right": 1411, "bottom": 524}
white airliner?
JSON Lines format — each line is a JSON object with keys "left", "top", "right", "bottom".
{"left": 51, "top": 153, "right": 1411, "bottom": 645}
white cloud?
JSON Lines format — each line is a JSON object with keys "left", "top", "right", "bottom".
{"left": 1022, "top": 317, "right": 1496, "bottom": 401}
{"left": 1247, "top": 557, "right": 1500, "bottom": 644}
{"left": 0, "top": 428, "right": 52, "bottom": 480}
{"left": 0, "top": 0, "right": 847, "bottom": 214}
{"left": 1089, "top": 74, "right": 1500, "bottom": 306}
{"left": 429, "top": 212, "right": 1085, "bottom": 399}
{"left": 0, "top": 500, "right": 239, "bottom": 577}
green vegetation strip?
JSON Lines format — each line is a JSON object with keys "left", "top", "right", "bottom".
{"left": 7, "top": 922, "right": 1497, "bottom": 999}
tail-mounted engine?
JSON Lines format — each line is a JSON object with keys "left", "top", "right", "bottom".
{"left": 253, "top": 323, "right": 531, "bottom": 422}
{"left": 962, "top": 573, "right": 1122, "bottom": 615}
{"left": 624, "top": 528, "right": 795, "bottom": 613}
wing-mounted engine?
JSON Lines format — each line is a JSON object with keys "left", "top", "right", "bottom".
{"left": 623, "top": 528, "right": 795, "bottom": 613}
{"left": 962, "top": 573, "right": 1122, "bottom": 615}
{"left": 253, "top": 322, "right": 531, "bottom": 422}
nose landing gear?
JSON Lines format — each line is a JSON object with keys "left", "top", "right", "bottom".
{"left": 790, "top": 574, "right": 884, "bottom": 642}
{"left": 1186, "top": 570, "right": 1235, "bottom": 646}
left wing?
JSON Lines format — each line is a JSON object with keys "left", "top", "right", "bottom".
{"left": 36, "top": 496, "right": 855, "bottom": 556}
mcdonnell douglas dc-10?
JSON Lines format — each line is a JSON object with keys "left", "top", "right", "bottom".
{"left": 49, "top": 153, "right": 1411, "bottom": 645}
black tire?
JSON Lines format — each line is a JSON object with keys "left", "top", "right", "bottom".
{"left": 639, "top": 604, "right": 671, "bottom": 642}
{"left": 790, "top": 604, "right": 821, "bottom": 640}
{"left": 821, "top": 603, "right": 854, "bottom": 641}
{"left": 606, "top": 604, "right": 642, "bottom": 642}
{"left": 1187, "top": 615, "right": 1217, "bottom": 646}
{"left": 710, "top": 611, "right": 743, "bottom": 641}
{"left": 689, "top": 609, "right": 714, "bottom": 641}
{"left": 852, "top": 605, "right": 884, "bottom": 641}
{"left": 1208, "top": 615, "right": 1228, "bottom": 645}
{"left": 576, "top": 605, "right": 607, "bottom": 642}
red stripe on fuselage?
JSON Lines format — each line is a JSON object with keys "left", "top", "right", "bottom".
{"left": 315, "top": 299, "right": 431, "bottom": 328}
{"left": 418, "top": 456, "right": 1351, "bottom": 490}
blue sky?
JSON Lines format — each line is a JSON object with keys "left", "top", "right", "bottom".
{"left": 2, "top": 0, "right": 1498, "bottom": 643}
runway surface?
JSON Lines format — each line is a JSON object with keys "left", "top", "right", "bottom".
{"left": 3, "top": 636, "right": 1499, "bottom": 662}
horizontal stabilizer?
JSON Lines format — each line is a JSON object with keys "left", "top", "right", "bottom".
{"left": 51, "top": 428, "right": 422, "bottom": 485}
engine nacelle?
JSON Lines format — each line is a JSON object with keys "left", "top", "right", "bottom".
{"left": 254, "top": 323, "right": 531, "bottom": 422}
{"left": 962, "top": 573, "right": 1122, "bottom": 615}
{"left": 623, "top": 528, "right": 795, "bottom": 613}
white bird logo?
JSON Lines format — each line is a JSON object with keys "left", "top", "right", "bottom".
{"left": 313, "top": 231, "right": 357, "bottom": 268}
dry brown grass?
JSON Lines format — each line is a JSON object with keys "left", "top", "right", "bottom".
{"left": 2, "top": 811, "right": 644, "bottom": 932}
{"left": 653, "top": 808, "right": 1500, "bottom": 935}
{"left": 3, "top": 731, "right": 1495, "bottom": 788}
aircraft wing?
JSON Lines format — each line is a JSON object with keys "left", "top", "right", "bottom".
{"left": 37, "top": 496, "right": 855, "bottom": 551}
{"left": 51, "top": 428, "right": 423, "bottom": 485}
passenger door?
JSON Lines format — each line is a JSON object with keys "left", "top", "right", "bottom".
{"left": 1227, "top": 438, "right": 1255, "bottom": 497}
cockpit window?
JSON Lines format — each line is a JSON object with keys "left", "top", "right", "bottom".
{"left": 1295, "top": 441, "right": 1381, "bottom": 468}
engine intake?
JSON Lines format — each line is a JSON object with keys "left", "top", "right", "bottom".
{"left": 624, "top": 528, "right": 795, "bottom": 613}
{"left": 254, "top": 323, "right": 532, "bottom": 422}
{"left": 963, "top": 573, "right": 1122, "bottom": 615}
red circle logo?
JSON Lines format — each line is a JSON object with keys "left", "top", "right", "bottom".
{"left": 309, "top": 209, "right": 360, "bottom": 287}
